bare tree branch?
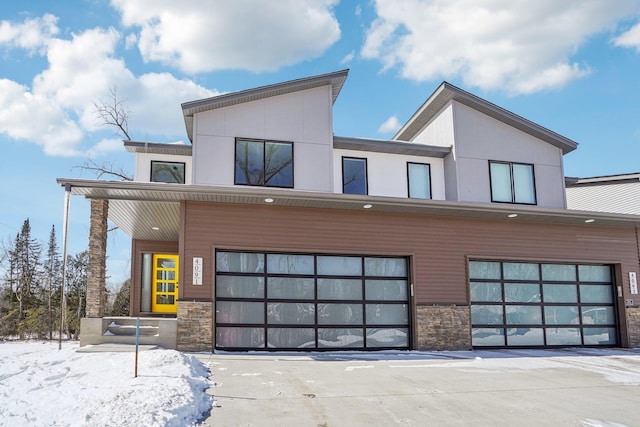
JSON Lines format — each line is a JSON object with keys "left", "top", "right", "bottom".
{"left": 74, "top": 158, "right": 133, "bottom": 181}
{"left": 93, "top": 87, "right": 132, "bottom": 141}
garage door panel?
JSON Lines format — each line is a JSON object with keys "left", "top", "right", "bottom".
{"left": 470, "top": 260, "right": 618, "bottom": 348}
{"left": 215, "top": 251, "right": 410, "bottom": 351}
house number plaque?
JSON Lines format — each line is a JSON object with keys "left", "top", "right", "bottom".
{"left": 193, "top": 257, "right": 203, "bottom": 285}
{"left": 630, "top": 272, "right": 638, "bottom": 295}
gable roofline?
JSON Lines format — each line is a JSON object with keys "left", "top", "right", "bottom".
{"left": 333, "top": 135, "right": 450, "bottom": 158}
{"left": 393, "top": 82, "right": 578, "bottom": 155}
{"left": 181, "top": 69, "right": 349, "bottom": 142}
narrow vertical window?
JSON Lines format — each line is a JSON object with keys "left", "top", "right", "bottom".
{"left": 407, "top": 162, "right": 431, "bottom": 199}
{"left": 489, "top": 161, "right": 536, "bottom": 204}
{"left": 342, "top": 157, "right": 367, "bottom": 195}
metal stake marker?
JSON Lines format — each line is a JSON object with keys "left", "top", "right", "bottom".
{"left": 135, "top": 317, "right": 140, "bottom": 378}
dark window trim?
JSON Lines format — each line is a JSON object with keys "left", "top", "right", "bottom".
{"left": 150, "top": 160, "right": 186, "bottom": 184}
{"left": 488, "top": 160, "right": 537, "bottom": 205}
{"left": 342, "top": 156, "right": 368, "bottom": 195}
{"left": 234, "top": 138, "right": 294, "bottom": 188}
{"left": 406, "top": 162, "right": 432, "bottom": 199}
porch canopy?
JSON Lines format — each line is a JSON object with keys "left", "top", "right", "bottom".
{"left": 57, "top": 178, "right": 640, "bottom": 242}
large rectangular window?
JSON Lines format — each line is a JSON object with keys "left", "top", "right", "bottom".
{"left": 489, "top": 161, "right": 536, "bottom": 204}
{"left": 342, "top": 157, "right": 367, "bottom": 195}
{"left": 407, "top": 162, "right": 431, "bottom": 199}
{"left": 151, "top": 161, "right": 185, "bottom": 184}
{"left": 470, "top": 260, "right": 617, "bottom": 348}
{"left": 235, "top": 139, "right": 293, "bottom": 188}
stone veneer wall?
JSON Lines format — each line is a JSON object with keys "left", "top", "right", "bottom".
{"left": 86, "top": 199, "right": 108, "bottom": 318}
{"left": 415, "top": 305, "right": 471, "bottom": 351}
{"left": 177, "top": 301, "right": 213, "bottom": 352}
{"left": 627, "top": 307, "right": 640, "bottom": 347}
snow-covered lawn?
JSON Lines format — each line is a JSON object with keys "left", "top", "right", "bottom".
{"left": 0, "top": 341, "right": 213, "bottom": 427}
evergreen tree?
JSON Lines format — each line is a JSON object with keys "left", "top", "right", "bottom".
{"left": 110, "top": 279, "right": 130, "bottom": 316}
{"left": 65, "top": 251, "right": 88, "bottom": 339}
{"left": 42, "top": 226, "right": 62, "bottom": 340}
{"left": 12, "top": 219, "right": 43, "bottom": 339}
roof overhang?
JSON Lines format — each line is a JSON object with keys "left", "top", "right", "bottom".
{"left": 124, "top": 141, "right": 192, "bottom": 156}
{"left": 181, "top": 69, "right": 349, "bottom": 142}
{"left": 57, "top": 178, "right": 640, "bottom": 242}
{"left": 333, "top": 136, "right": 451, "bottom": 158}
{"left": 394, "top": 82, "right": 578, "bottom": 155}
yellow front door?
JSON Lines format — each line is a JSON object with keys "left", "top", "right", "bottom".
{"left": 152, "top": 254, "right": 179, "bottom": 313}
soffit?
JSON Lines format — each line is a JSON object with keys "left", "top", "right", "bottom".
{"left": 394, "top": 82, "right": 578, "bottom": 155}
{"left": 124, "top": 141, "right": 192, "bottom": 156}
{"left": 57, "top": 179, "right": 640, "bottom": 242}
{"left": 181, "top": 69, "right": 349, "bottom": 142}
{"left": 333, "top": 136, "right": 450, "bottom": 158}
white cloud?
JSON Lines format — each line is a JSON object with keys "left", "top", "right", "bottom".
{"left": 613, "top": 22, "right": 640, "bottom": 51}
{"left": 378, "top": 115, "right": 402, "bottom": 134}
{"left": 110, "top": 0, "right": 341, "bottom": 73}
{"left": 0, "top": 16, "right": 217, "bottom": 157}
{"left": 86, "top": 137, "right": 125, "bottom": 158}
{"left": 0, "top": 14, "right": 59, "bottom": 52}
{"left": 362, "top": 0, "right": 640, "bottom": 94}
{"left": 341, "top": 50, "right": 355, "bottom": 64}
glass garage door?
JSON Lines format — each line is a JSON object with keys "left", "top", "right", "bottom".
{"left": 215, "top": 251, "right": 410, "bottom": 351}
{"left": 470, "top": 261, "right": 618, "bottom": 347}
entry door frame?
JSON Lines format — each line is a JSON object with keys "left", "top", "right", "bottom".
{"left": 151, "top": 253, "right": 179, "bottom": 313}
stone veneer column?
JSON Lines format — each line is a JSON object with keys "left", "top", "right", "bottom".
{"left": 415, "top": 305, "right": 472, "bottom": 350}
{"left": 86, "top": 199, "right": 108, "bottom": 318}
{"left": 177, "top": 301, "right": 213, "bottom": 352}
{"left": 627, "top": 307, "right": 640, "bottom": 347}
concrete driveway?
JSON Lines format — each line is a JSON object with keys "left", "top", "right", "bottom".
{"left": 195, "top": 349, "right": 640, "bottom": 427}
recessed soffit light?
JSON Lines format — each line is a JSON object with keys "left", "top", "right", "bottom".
{"left": 363, "top": 204, "right": 373, "bottom": 209}
{"left": 584, "top": 219, "right": 595, "bottom": 223}
{"left": 507, "top": 213, "right": 518, "bottom": 218}
{"left": 264, "top": 198, "right": 274, "bottom": 203}
{"left": 151, "top": 226, "right": 160, "bottom": 230}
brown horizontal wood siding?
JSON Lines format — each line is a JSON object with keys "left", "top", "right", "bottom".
{"left": 180, "top": 202, "right": 639, "bottom": 302}
{"left": 130, "top": 239, "right": 179, "bottom": 316}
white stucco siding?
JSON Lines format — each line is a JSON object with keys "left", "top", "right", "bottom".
{"left": 451, "top": 102, "right": 566, "bottom": 208}
{"left": 134, "top": 152, "right": 193, "bottom": 184}
{"left": 332, "top": 149, "right": 446, "bottom": 199}
{"left": 191, "top": 86, "right": 333, "bottom": 191}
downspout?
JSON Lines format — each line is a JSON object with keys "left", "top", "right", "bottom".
{"left": 59, "top": 183, "right": 71, "bottom": 350}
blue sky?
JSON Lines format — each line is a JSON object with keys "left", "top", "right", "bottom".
{"left": 2, "top": 0, "right": 640, "bottom": 286}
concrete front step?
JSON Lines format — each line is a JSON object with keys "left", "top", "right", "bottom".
{"left": 80, "top": 317, "right": 177, "bottom": 349}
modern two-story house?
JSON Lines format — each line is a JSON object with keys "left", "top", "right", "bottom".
{"left": 58, "top": 70, "right": 640, "bottom": 352}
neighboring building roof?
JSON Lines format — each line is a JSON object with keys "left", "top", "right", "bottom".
{"left": 333, "top": 136, "right": 450, "bottom": 158}
{"left": 57, "top": 178, "right": 640, "bottom": 242}
{"left": 566, "top": 172, "right": 640, "bottom": 215}
{"left": 394, "top": 82, "right": 578, "bottom": 155}
{"left": 181, "top": 69, "right": 349, "bottom": 142}
{"left": 124, "top": 141, "right": 192, "bottom": 156}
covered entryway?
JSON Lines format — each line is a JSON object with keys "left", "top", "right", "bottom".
{"left": 214, "top": 251, "right": 411, "bottom": 350}
{"left": 470, "top": 260, "right": 618, "bottom": 347}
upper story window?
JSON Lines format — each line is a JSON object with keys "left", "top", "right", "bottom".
{"left": 235, "top": 138, "right": 293, "bottom": 188}
{"left": 151, "top": 161, "right": 185, "bottom": 184}
{"left": 342, "top": 157, "right": 368, "bottom": 195}
{"left": 407, "top": 162, "right": 432, "bottom": 199}
{"left": 489, "top": 161, "right": 536, "bottom": 204}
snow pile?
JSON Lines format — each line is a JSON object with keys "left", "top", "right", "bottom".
{"left": 0, "top": 342, "right": 213, "bottom": 427}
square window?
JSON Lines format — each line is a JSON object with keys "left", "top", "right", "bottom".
{"left": 489, "top": 161, "right": 536, "bottom": 204}
{"left": 235, "top": 139, "right": 293, "bottom": 188}
{"left": 407, "top": 162, "right": 431, "bottom": 199}
{"left": 151, "top": 161, "right": 185, "bottom": 183}
{"left": 342, "top": 157, "right": 367, "bottom": 194}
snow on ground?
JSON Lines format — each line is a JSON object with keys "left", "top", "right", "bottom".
{"left": 0, "top": 341, "right": 213, "bottom": 427}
